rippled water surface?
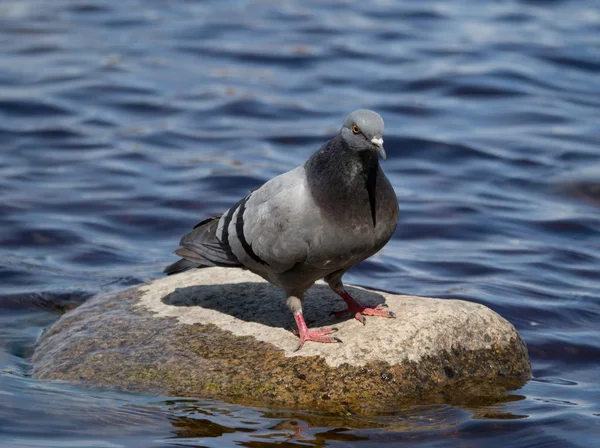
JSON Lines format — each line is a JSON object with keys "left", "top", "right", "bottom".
{"left": 1, "top": 0, "right": 600, "bottom": 446}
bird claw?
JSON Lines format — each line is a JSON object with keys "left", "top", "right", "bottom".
{"left": 293, "top": 327, "right": 342, "bottom": 350}
{"left": 292, "top": 327, "right": 338, "bottom": 336}
{"left": 356, "top": 313, "right": 366, "bottom": 325}
{"left": 334, "top": 303, "right": 395, "bottom": 324}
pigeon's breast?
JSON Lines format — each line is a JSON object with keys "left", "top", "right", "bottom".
{"left": 306, "top": 169, "right": 398, "bottom": 271}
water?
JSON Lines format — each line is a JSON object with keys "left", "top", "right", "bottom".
{"left": 1, "top": 0, "right": 599, "bottom": 446}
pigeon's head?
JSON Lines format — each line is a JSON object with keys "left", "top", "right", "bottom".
{"left": 340, "top": 109, "right": 386, "bottom": 160}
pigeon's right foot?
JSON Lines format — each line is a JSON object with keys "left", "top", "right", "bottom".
{"left": 293, "top": 327, "right": 340, "bottom": 350}
{"left": 293, "top": 312, "right": 342, "bottom": 351}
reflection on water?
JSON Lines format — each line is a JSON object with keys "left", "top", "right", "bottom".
{"left": 1, "top": 0, "right": 600, "bottom": 446}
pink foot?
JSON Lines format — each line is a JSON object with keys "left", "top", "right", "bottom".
{"left": 333, "top": 289, "right": 396, "bottom": 325}
{"left": 293, "top": 312, "right": 341, "bottom": 350}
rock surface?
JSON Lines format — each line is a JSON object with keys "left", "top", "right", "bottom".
{"left": 32, "top": 267, "right": 531, "bottom": 411}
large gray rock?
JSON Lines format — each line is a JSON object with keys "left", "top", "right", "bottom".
{"left": 32, "top": 267, "right": 531, "bottom": 411}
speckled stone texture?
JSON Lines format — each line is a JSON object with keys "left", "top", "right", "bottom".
{"left": 32, "top": 267, "right": 531, "bottom": 411}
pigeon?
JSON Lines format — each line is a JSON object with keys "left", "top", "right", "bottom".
{"left": 165, "top": 109, "right": 399, "bottom": 349}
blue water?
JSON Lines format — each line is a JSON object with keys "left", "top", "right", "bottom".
{"left": 1, "top": 0, "right": 599, "bottom": 446}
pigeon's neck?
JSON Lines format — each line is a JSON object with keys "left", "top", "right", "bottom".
{"left": 305, "top": 136, "right": 379, "bottom": 211}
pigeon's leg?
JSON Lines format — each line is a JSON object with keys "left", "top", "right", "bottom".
{"left": 287, "top": 294, "right": 341, "bottom": 350}
{"left": 325, "top": 276, "right": 395, "bottom": 325}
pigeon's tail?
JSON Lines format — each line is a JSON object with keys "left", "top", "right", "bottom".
{"left": 163, "top": 215, "right": 242, "bottom": 276}
{"left": 163, "top": 258, "right": 201, "bottom": 275}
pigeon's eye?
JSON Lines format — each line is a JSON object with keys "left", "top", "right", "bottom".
{"left": 352, "top": 124, "right": 361, "bottom": 135}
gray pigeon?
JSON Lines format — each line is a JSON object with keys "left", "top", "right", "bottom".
{"left": 165, "top": 109, "right": 399, "bottom": 349}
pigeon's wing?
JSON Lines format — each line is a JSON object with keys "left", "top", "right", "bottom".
{"left": 217, "top": 166, "right": 315, "bottom": 274}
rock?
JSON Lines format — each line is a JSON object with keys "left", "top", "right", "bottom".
{"left": 32, "top": 267, "right": 531, "bottom": 412}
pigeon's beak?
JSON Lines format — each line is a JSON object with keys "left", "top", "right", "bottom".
{"left": 371, "top": 136, "right": 386, "bottom": 160}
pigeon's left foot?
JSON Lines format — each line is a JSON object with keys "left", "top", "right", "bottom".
{"left": 333, "top": 288, "right": 395, "bottom": 325}
{"left": 293, "top": 312, "right": 341, "bottom": 350}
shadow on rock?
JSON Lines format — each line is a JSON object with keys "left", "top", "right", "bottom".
{"left": 161, "top": 281, "right": 387, "bottom": 329}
